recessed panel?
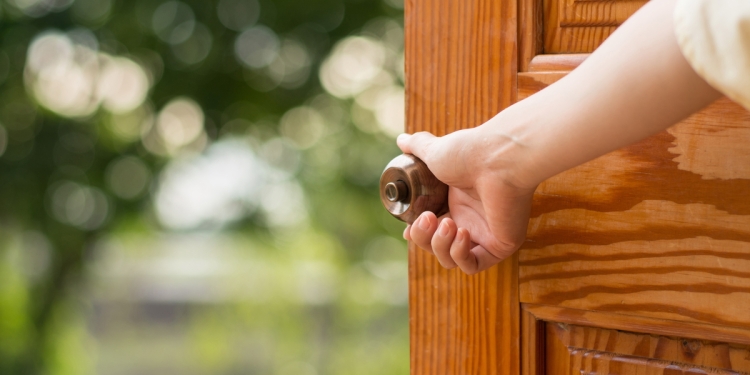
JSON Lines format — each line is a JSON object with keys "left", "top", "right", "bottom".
{"left": 543, "top": 0, "right": 648, "bottom": 53}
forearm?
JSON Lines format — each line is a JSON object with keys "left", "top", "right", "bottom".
{"left": 482, "top": 0, "right": 721, "bottom": 188}
{"left": 396, "top": 0, "right": 724, "bottom": 273}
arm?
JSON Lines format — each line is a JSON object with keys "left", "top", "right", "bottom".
{"left": 398, "top": 0, "right": 722, "bottom": 274}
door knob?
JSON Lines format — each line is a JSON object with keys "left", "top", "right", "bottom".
{"left": 379, "top": 154, "right": 449, "bottom": 223}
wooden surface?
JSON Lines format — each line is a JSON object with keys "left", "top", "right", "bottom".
{"left": 406, "top": 0, "right": 517, "bottom": 136}
{"left": 518, "top": 0, "right": 543, "bottom": 72}
{"left": 405, "top": 0, "right": 520, "bottom": 374}
{"left": 408, "top": 0, "right": 750, "bottom": 373}
{"left": 518, "top": 0, "right": 750, "bottom": 371}
{"left": 525, "top": 304, "right": 750, "bottom": 347}
{"left": 545, "top": 323, "right": 750, "bottom": 375}
{"left": 543, "top": 0, "right": 647, "bottom": 53}
{"left": 527, "top": 54, "right": 588, "bottom": 72}
{"left": 522, "top": 305, "right": 750, "bottom": 375}
{"left": 518, "top": 69, "right": 750, "bottom": 329}
{"left": 409, "top": 252, "right": 519, "bottom": 374}
{"left": 521, "top": 308, "right": 546, "bottom": 375}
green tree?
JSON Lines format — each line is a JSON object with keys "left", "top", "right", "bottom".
{"left": 0, "top": 0, "right": 407, "bottom": 373}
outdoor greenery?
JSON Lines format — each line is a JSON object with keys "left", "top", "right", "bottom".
{"left": 0, "top": 0, "right": 408, "bottom": 373}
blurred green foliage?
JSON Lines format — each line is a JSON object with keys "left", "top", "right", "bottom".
{"left": 0, "top": 0, "right": 408, "bottom": 373}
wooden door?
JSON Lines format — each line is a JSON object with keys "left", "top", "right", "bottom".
{"left": 406, "top": 1, "right": 750, "bottom": 374}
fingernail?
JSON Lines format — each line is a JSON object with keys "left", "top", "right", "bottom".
{"left": 418, "top": 216, "right": 430, "bottom": 230}
{"left": 438, "top": 221, "right": 449, "bottom": 236}
{"left": 397, "top": 133, "right": 410, "bottom": 143}
{"left": 455, "top": 229, "right": 465, "bottom": 242}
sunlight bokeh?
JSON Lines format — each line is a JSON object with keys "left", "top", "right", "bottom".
{"left": 0, "top": 0, "right": 408, "bottom": 374}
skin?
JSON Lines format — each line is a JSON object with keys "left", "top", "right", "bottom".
{"left": 398, "top": 0, "right": 723, "bottom": 275}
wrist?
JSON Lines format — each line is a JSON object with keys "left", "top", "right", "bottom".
{"left": 473, "top": 105, "right": 549, "bottom": 190}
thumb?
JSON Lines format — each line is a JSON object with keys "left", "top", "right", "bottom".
{"left": 397, "top": 131, "right": 437, "bottom": 161}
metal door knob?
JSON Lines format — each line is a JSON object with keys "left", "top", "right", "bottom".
{"left": 379, "top": 154, "right": 449, "bottom": 223}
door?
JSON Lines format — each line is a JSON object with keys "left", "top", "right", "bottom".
{"left": 406, "top": 0, "right": 750, "bottom": 374}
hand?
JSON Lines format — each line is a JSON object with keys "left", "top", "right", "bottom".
{"left": 398, "top": 128, "right": 537, "bottom": 275}
{"left": 396, "top": 0, "right": 723, "bottom": 275}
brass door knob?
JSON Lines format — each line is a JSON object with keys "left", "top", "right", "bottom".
{"left": 379, "top": 154, "right": 449, "bottom": 223}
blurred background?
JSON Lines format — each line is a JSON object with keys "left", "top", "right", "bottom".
{"left": 0, "top": 0, "right": 408, "bottom": 373}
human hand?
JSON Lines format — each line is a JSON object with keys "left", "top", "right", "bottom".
{"left": 397, "top": 128, "right": 536, "bottom": 275}
{"left": 395, "top": 0, "right": 724, "bottom": 276}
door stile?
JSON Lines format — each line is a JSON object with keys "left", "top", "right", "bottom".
{"left": 405, "top": 0, "right": 521, "bottom": 374}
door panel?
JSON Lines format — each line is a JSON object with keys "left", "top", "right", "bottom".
{"left": 546, "top": 323, "right": 750, "bottom": 375}
{"left": 517, "top": 0, "right": 750, "bottom": 370}
{"left": 524, "top": 306, "right": 750, "bottom": 375}
{"left": 543, "top": 0, "right": 648, "bottom": 53}
{"left": 518, "top": 67, "right": 750, "bottom": 329}
{"left": 525, "top": 304, "right": 750, "bottom": 347}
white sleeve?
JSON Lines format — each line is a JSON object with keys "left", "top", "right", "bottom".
{"left": 674, "top": 0, "right": 750, "bottom": 110}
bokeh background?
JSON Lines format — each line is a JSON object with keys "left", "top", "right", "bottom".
{"left": 0, "top": 0, "right": 408, "bottom": 373}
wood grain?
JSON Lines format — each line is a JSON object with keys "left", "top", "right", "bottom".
{"left": 518, "top": 72, "right": 567, "bottom": 99}
{"left": 518, "top": 68, "right": 750, "bottom": 330}
{"left": 522, "top": 308, "right": 546, "bottom": 375}
{"left": 543, "top": 0, "right": 648, "bottom": 53}
{"left": 557, "top": 0, "right": 647, "bottom": 27}
{"left": 525, "top": 304, "right": 750, "bottom": 346}
{"left": 520, "top": 236, "right": 750, "bottom": 327}
{"left": 406, "top": 0, "right": 517, "bottom": 136}
{"left": 409, "top": 251, "right": 519, "bottom": 375}
{"left": 405, "top": 0, "right": 519, "bottom": 374}
{"left": 546, "top": 323, "right": 750, "bottom": 375}
{"left": 519, "top": 0, "right": 543, "bottom": 72}
{"left": 527, "top": 54, "right": 588, "bottom": 72}
{"left": 522, "top": 305, "right": 750, "bottom": 375}
{"left": 409, "top": 0, "right": 750, "bottom": 372}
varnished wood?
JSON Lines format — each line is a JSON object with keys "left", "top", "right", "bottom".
{"left": 380, "top": 154, "right": 448, "bottom": 223}
{"left": 518, "top": 67, "right": 750, "bottom": 329}
{"left": 563, "top": 351, "right": 745, "bottom": 375}
{"left": 406, "top": 0, "right": 517, "bottom": 136}
{"left": 518, "top": 0, "right": 543, "bottom": 72}
{"left": 518, "top": 72, "right": 567, "bottom": 100}
{"left": 409, "top": 251, "right": 519, "bottom": 375}
{"left": 520, "top": 234, "right": 750, "bottom": 328}
{"left": 406, "top": 0, "right": 519, "bottom": 374}
{"left": 408, "top": 0, "right": 750, "bottom": 372}
{"left": 556, "top": 0, "right": 647, "bottom": 27}
{"left": 522, "top": 308, "right": 545, "bottom": 375}
{"left": 545, "top": 321, "right": 571, "bottom": 375}
{"left": 527, "top": 54, "right": 588, "bottom": 72}
{"left": 546, "top": 323, "right": 750, "bottom": 375}
{"left": 525, "top": 305, "right": 750, "bottom": 375}
{"left": 544, "top": 0, "right": 647, "bottom": 53}
{"left": 525, "top": 304, "right": 750, "bottom": 347}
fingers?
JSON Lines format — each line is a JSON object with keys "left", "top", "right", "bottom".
{"left": 397, "top": 132, "right": 436, "bottom": 161}
{"left": 409, "top": 212, "right": 438, "bottom": 253}
{"left": 431, "top": 219, "right": 458, "bottom": 269}
{"left": 448, "top": 228, "right": 472, "bottom": 271}
{"left": 408, "top": 213, "right": 504, "bottom": 274}
{"left": 449, "top": 231, "right": 503, "bottom": 275}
